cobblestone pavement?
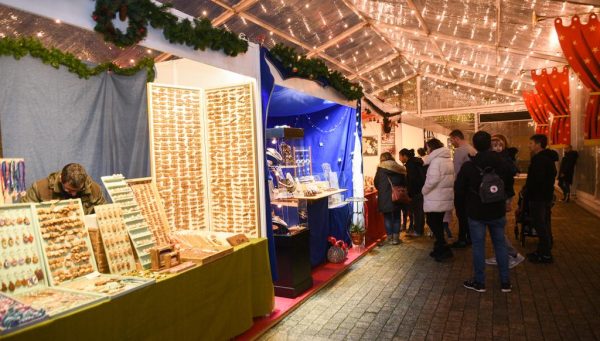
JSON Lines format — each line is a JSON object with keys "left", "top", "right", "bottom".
{"left": 260, "top": 188, "right": 600, "bottom": 340}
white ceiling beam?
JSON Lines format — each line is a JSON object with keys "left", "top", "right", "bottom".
{"left": 376, "top": 22, "right": 566, "bottom": 64}
{"left": 423, "top": 74, "right": 522, "bottom": 99}
{"left": 306, "top": 23, "right": 367, "bottom": 57}
{"left": 415, "top": 102, "right": 527, "bottom": 117}
{"left": 237, "top": 12, "right": 381, "bottom": 90}
{"left": 402, "top": 52, "right": 530, "bottom": 84}
{"left": 405, "top": 0, "right": 447, "bottom": 62}
{"left": 495, "top": 0, "right": 501, "bottom": 68}
{"left": 378, "top": 73, "right": 419, "bottom": 92}
{"left": 348, "top": 53, "right": 400, "bottom": 80}
{"left": 211, "top": 0, "right": 259, "bottom": 26}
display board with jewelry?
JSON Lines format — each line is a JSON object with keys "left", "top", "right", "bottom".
{"left": 34, "top": 199, "right": 96, "bottom": 286}
{"left": 147, "top": 84, "right": 208, "bottom": 232}
{"left": 59, "top": 273, "right": 153, "bottom": 298}
{"left": 0, "top": 159, "right": 26, "bottom": 205}
{"left": 94, "top": 204, "right": 137, "bottom": 275}
{"left": 101, "top": 174, "right": 156, "bottom": 270}
{"left": 12, "top": 287, "right": 106, "bottom": 318}
{"left": 0, "top": 204, "right": 45, "bottom": 295}
{"left": 125, "top": 177, "right": 171, "bottom": 246}
{"left": 205, "top": 84, "right": 259, "bottom": 237}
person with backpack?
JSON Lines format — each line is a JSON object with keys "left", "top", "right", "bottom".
{"left": 399, "top": 148, "right": 425, "bottom": 237}
{"left": 455, "top": 131, "right": 513, "bottom": 293}
{"left": 374, "top": 152, "right": 407, "bottom": 245}
{"left": 422, "top": 138, "right": 454, "bottom": 261}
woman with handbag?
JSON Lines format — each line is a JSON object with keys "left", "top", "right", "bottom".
{"left": 422, "top": 138, "right": 455, "bottom": 261}
{"left": 374, "top": 152, "right": 407, "bottom": 245}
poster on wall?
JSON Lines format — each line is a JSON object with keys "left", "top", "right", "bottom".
{"left": 362, "top": 136, "right": 378, "bottom": 156}
{"left": 381, "top": 125, "right": 395, "bottom": 155}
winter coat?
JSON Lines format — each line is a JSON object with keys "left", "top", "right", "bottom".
{"left": 525, "top": 148, "right": 558, "bottom": 202}
{"left": 21, "top": 171, "right": 107, "bottom": 214}
{"left": 404, "top": 156, "right": 425, "bottom": 198}
{"left": 559, "top": 150, "right": 578, "bottom": 184}
{"left": 496, "top": 150, "right": 518, "bottom": 198}
{"left": 422, "top": 148, "right": 454, "bottom": 213}
{"left": 374, "top": 160, "right": 407, "bottom": 213}
{"left": 455, "top": 150, "right": 514, "bottom": 220}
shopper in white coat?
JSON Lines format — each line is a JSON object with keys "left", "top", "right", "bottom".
{"left": 422, "top": 138, "right": 455, "bottom": 262}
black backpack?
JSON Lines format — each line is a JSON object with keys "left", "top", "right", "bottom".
{"left": 476, "top": 166, "right": 506, "bottom": 203}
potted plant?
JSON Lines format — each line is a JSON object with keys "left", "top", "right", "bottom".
{"left": 350, "top": 223, "right": 365, "bottom": 246}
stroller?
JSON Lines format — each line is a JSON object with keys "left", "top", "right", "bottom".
{"left": 514, "top": 188, "right": 556, "bottom": 247}
{"left": 514, "top": 189, "right": 536, "bottom": 247}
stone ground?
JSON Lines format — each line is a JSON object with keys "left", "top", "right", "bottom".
{"left": 259, "top": 184, "right": 600, "bottom": 341}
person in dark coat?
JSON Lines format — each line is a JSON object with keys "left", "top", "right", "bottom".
{"left": 455, "top": 131, "right": 514, "bottom": 293}
{"left": 374, "top": 152, "right": 406, "bottom": 245}
{"left": 399, "top": 148, "right": 425, "bottom": 237}
{"left": 525, "top": 134, "right": 557, "bottom": 263}
{"left": 558, "top": 145, "right": 578, "bottom": 202}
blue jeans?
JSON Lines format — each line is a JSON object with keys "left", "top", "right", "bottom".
{"left": 469, "top": 217, "right": 509, "bottom": 284}
{"left": 383, "top": 211, "right": 401, "bottom": 236}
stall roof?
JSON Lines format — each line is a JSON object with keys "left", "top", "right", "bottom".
{"left": 1, "top": 0, "right": 598, "bottom": 118}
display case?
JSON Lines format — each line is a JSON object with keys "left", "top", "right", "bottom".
{"left": 101, "top": 174, "right": 157, "bottom": 269}
{"left": 147, "top": 83, "right": 261, "bottom": 237}
{"left": 94, "top": 204, "right": 137, "bottom": 275}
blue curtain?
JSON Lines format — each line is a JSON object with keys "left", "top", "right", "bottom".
{"left": 0, "top": 55, "right": 150, "bottom": 188}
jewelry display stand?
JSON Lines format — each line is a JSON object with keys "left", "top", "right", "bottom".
{"left": 0, "top": 158, "right": 26, "bottom": 205}
{"left": 101, "top": 174, "right": 156, "bottom": 269}
{"left": 0, "top": 203, "right": 106, "bottom": 320}
{"left": 170, "top": 230, "right": 233, "bottom": 266}
{"left": 33, "top": 199, "right": 153, "bottom": 298}
{"left": 94, "top": 204, "right": 137, "bottom": 275}
{"left": 147, "top": 83, "right": 261, "bottom": 237}
{"left": 126, "top": 177, "right": 172, "bottom": 246}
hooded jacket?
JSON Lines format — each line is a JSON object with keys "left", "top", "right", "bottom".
{"left": 404, "top": 156, "right": 425, "bottom": 197}
{"left": 455, "top": 150, "right": 513, "bottom": 220}
{"left": 422, "top": 148, "right": 454, "bottom": 212}
{"left": 21, "top": 172, "right": 107, "bottom": 214}
{"left": 525, "top": 148, "right": 558, "bottom": 202}
{"left": 374, "top": 160, "right": 407, "bottom": 213}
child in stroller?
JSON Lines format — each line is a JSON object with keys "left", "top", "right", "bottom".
{"left": 514, "top": 188, "right": 556, "bottom": 247}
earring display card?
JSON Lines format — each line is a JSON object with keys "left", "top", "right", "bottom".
{"left": 205, "top": 84, "right": 259, "bottom": 237}
{"left": 101, "top": 174, "right": 156, "bottom": 270}
{"left": 94, "top": 205, "right": 137, "bottom": 275}
{"left": 33, "top": 199, "right": 96, "bottom": 287}
{"left": 148, "top": 84, "right": 208, "bottom": 231}
{"left": 126, "top": 178, "right": 171, "bottom": 246}
{"left": 0, "top": 204, "right": 46, "bottom": 295}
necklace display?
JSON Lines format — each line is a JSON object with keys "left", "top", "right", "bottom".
{"left": 0, "top": 159, "right": 26, "bottom": 205}
{"left": 0, "top": 293, "right": 47, "bottom": 332}
{"left": 94, "top": 204, "right": 137, "bottom": 275}
{"left": 101, "top": 174, "right": 156, "bottom": 270}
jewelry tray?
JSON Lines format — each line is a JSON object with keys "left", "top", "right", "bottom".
{"left": 101, "top": 174, "right": 156, "bottom": 269}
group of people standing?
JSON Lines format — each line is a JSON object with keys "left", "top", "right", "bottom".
{"left": 374, "top": 129, "right": 571, "bottom": 293}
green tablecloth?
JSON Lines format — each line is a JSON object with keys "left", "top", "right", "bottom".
{"left": 3, "top": 238, "right": 274, "bottom": 341}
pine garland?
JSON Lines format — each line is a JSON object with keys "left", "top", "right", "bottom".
{"left": 93, "top": 0, "right": 248, "bottom": 57}
{"left": 269, "top": 44, "right": 363, "bottom": 101}
{"left": 0, "top": 37, "right": 156, "bottom": 81}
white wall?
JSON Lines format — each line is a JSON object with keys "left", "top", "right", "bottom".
{"left": 362, "top": 121, "right": 426, "bottom": 179}
{"left": 155, "top": 59, "right": 254, "bottom": 89}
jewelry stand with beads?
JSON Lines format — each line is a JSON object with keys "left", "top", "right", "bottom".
{"left": 94, "top": 204, "right": 137, "bottom": 275}
{"left": 34, "top": 199, "right": 154, "bottom": 298}
{"left": 101, "top": 175, "right": 157, "bottom": 270}
{"left": 0, "top": 203, "right": 106, "bottom": 320}
{"left": 125, "top": 177, "right": 171, "bottom": 247}
{"left": 0, "top": 158, "right": 26, "bottom": 205}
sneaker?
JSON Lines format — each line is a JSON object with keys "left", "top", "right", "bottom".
{"left": 485, "top": 257, "right": 497, "bottom": 265}
{"left": 450, "top": 240, "right": 468, "bottom": 249}
{"left": 501, "top": 282, "right": 512, "bottom": 293}
{"left": 527, "top": 252, "right": 553, "bottom": 264}
{"left": 463, "top": 280, "right": 486, "bottom": 293}
{"left": 509, "top": 253, "right": 525, "bottom": 269}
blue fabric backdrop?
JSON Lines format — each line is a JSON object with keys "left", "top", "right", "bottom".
{"left": 0, "top": 55, "right": 150, "bottom": 187}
